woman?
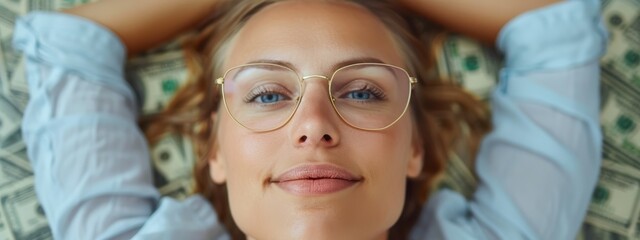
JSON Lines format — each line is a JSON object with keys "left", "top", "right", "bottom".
{"left": 13, "top": 0, "right": 606, "bottom": 239}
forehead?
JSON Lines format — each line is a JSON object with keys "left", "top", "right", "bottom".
{"left": 223, "top": 1, "right": 405, "bottom": 74}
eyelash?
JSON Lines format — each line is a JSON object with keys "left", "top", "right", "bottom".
{"left": 243, "top": 86, "right": 289, "bottom": 103}
{"left": 345, "top": 84, "right": 387, "bottom": 100}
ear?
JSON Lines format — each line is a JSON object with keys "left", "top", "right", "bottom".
{"left": 209, "top": 150, "right": 227, "bottom": 184}
{"left": 406, "top": 135, "right": 424, "bottom": 178}
{"left": 209, "top": 112, "right": 227, "bottom": 184}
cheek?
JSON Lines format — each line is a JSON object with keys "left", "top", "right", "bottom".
{"left": 354, "top": 116, "right": 414, "bottom": 182}
{"left": 346, "top": 117, "right": 415, "bottom": 226}
{"left": 217, "top": 113, "right": 285, "bottom": 178}
{"left": 216, "top": 114, "right": 287, "bottom": 232}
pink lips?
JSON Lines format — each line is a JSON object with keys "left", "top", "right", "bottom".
{"left": 271, "top": 164, "right": 363, "bottom": 196}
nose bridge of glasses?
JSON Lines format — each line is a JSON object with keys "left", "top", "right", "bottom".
{"left": 301, "top": 75, "right": 329, "bottom": 81}
{"left": 299, "top": 74, "right": 333, "bottom": 101}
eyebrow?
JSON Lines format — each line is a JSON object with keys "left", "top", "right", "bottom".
{"left": 246, "top": 57, "right": 386, "bottom": 73}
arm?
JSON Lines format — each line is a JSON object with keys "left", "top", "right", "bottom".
{"left": 399, "top": 0, "right": 560, "bottom": 44}
{"left": 64, "top": 0, "right": 218, "bottom": 55}
{"left": 14, "top": 1, "right": 225, "bottom": 239}
{"left": 410, "top": 1, "right": 608, "bottom": 239}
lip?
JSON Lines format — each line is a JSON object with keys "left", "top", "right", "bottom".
{"left": 271, "top": 164, "right": 363, "bottom": 196}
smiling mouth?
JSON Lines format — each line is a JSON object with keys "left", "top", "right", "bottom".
{"left": 270, "top": 164, "right": 363, "bottom": 196}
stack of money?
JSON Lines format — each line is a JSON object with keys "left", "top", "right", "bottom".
{"left": 582, "top": 0, "right": 640, "bottom": 238}
{"left": 0, "top": 0, "right": 638, "bottom": 239}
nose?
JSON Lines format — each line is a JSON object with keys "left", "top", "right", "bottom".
{"left": 288, "top": 79, "right": 340, "bottom": 148}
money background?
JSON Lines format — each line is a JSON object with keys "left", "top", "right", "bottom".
{"left": 0, "top": 0, "right": 636, "bottom": 239}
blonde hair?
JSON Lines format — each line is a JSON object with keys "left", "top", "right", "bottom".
{"left": 143, "top": 1, "right": 491, "bottom": 239}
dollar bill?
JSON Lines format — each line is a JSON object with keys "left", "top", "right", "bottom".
{"left": 0, "top": 150, "right": 32, "bottom": 188}
{"left": 433, "top": 34, "right": 500, "bottom": 99}
{"left": 152, "top": 134, "right": 196, "bottom": 201}
{"left": 7, "top": 58, "right": 28, "bottom": 110}
{"left": 126, "top": 51, "right": 189, "bottom": 115}
{"left": 0, "top": 130, "right": 23, "bottom": 157}
{"left": 159, "top": 178, "right": 193, "bottom": 200}
{"left": 0, "top": 177, "right": 51, "bottom": 240}
{"left": 50, "top": 0, "right": 94, "bottom": 10}
{"left": 0, "top": 5, "right": 21, "bottom": 86}
{"left": 0, "top": 0, "right": 25, "bottom": 16}
{"left": 600, "top": 88, "right": 640, "bottom": 167}
{"left": 0, "top": 29, "right": 8, "bottom": 96}
{"left": 0, "top": 206, "right": 16, "bottom": 240}
{"left": 581, "top": 222, "right": 630, "bottom": 240}
{"left": 0, "top": 95, "right": 21, "bottom": 142}
{"left": 586, "top": 160, "right": 640, "bottom": 236}
{"left": 25, "top": 0, "right": 52, "bottom": 12}
{"left": 151, "top": 134, "right": 196, "bottom": 189}
{"left": 600, "top": 0, "right": 640, "bottom": 95}
{"left": 8, "top": 148, "right": 27, "bottom": 166}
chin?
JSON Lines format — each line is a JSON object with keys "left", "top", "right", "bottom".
{"left": 239, "top": 207, "right": 391, "bottom": 240}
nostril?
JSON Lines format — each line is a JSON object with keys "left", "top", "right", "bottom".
{"left": 299, "top": 135, "right": 307, "bottom": 142}
{"left": 322, "top": 134, "right": 332, "bottom": 142}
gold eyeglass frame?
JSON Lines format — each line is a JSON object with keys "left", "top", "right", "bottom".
{"left": 215, "top": 62, "right": 418, "bottom": 132}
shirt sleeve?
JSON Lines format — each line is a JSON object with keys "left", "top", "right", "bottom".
{"left": 411, "top": 1, "right": 608, "bottom": 239}
{"left": 13, "top": 12, "right": 226, "bottom": 240}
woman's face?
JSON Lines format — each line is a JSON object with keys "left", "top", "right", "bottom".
{"left": 209, "top": 1, "right": 423, "bottom": 239}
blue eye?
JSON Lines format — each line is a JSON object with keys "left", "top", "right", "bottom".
{"left": 346, "top": 91, "right": 372, "bottom": 100}
{"left": 257, "top": 93, "right": 286, "bottom": 103}
{"left": 340, "top": 84, "right": 386, "bottom": 102}
{"left": 243, "top": 84, "right": 292, "bottom": 105}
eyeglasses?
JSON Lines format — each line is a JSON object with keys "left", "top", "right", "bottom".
{"left": 215, "top": 62, "right": 417, "bottom": 132}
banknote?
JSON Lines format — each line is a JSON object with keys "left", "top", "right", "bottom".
{"left": 0, "top": 0, "right": 22, "bottom": 21}
{"left": 7, "top": 58, "right": 28, "bottom": 110}
{"left": 433, "top": 34, "right": 500, "bottom": 99}
{"left": 0, "top": 95, "right": 20, "bottom": 142}
{"left": 158, "top": 177, "right": 193, "bottom": 201}
{"left": 600, "top": 70, "right": 640, "bottom": 170}
{"left": 0, "top": 150, "right": 32, "bottom": 189}
{"left": 0, "top": 177, "right": 51, "bottom": 240}
{"left": 581, "top": 222, "right": 629, "bottom": 240}
{"left": 600, "top": 0, "right": 640, "bottom": 95}
{"left": 0, "top": 205, "right": 17, "bottom": 240}
{"left": 586, "top": 160, "right": 640, "bottom": 236}
{"left": 600, "top": 86, "right": 640, "bottom": 168}
{"left": 126, "top": 51, "right": 189, "bottom": 115}
{"left": 151, "top": 134, "right": 196, "bottom": 188}
{"left": 0, "top": 6, "right": 20, "bottom": 86}
{"left": 2, "top": 0, "right": 89, "bottom": 16}
{"left": 50, "top": 0, "right": 94, "bottom": 10}
{"left": 0, "top": 29, "right": 7, "bottom": 95}
{"left": 25, "top": 0, "right": 52, "bottom": 12}
{"left": 0, "top": 4, "right": 26, "bottom": 111}
{"left": 0, "top": 130, "right": 23, "bottom": 158}
{"left": 581, "top": 205, "right": 639, "bottom": 240}
{"left": 8, "top": 148, "right": 27, "bottom": 167}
